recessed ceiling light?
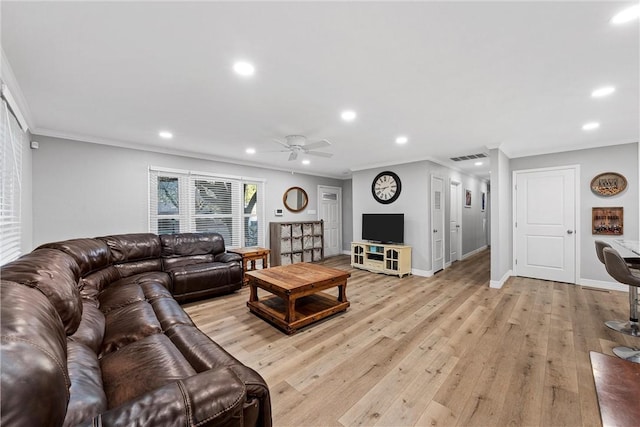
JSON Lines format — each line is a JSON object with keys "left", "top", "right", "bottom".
{"left": 395, "top": 136, "right": 408, "bottom": 144}
{"left": 158, "top": 131, "right": 173, "bottom": 139}
{"left": 475, "top": 161, "right": 483, "bottom": 166}
{"left": 302, "top": 159, "right": 310, "bottom": 165}
{"left": 233, "top": 61, "right": 255, "bottom": 76}
{"left": 611, "top": 4, "right": 639, "bottom": 24}
{"left": 245, "top": 148, "right": 256, "bottom": 154}
{"left": 582, "top": 122, "right": 600, "bottom": 131}
{"left": 341, "top": 110, "right": 357, "bottom": 122}
{"left": 591, "top": 86, "right": 616, "bottom": 98}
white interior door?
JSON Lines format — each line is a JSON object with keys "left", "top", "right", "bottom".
{"left": 450, "top": 181, "right": 461, "bottom": 263}
{"left": 514, "top": 168, "right": 576, "bottom": 283}
{"left": 431, "top": 175, "right": 444, "bottom": 273}
{"left": 318, "top": 185, "right": 342, "bottom": 257}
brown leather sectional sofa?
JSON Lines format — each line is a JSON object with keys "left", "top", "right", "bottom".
{"left": 0, "top": 232, "right": 271, "bottom": 427}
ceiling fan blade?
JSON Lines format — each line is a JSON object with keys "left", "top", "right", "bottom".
{"left": 288, "top": 151, "right": 298, "bottom": 161}
{"left": 303, "top": 139, "right": 331, "bottom": 150}
{"left": 273, "top": 138, "right": 291, "bottom": 148}
{"left": 306, "top": 151, "right": 333, "bottom": 158}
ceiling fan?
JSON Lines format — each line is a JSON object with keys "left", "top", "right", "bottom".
{"left": 272, "top": 135, "right": 333, "bottom": 161}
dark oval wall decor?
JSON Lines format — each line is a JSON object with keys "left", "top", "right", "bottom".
{"left": 590, "top": 172, "right": 627, "bottom": 197}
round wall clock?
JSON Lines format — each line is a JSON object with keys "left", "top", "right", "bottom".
{"left": 372, "top": 171, "right": 401, "bottom": 204}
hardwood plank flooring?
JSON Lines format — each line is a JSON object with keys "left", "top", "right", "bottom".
{"left": 183, "top": 250, "right": 636, "bottom": 427}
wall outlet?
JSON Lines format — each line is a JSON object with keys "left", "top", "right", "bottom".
{"left": 275, "top": 208, "right": 283, "bottom": 216}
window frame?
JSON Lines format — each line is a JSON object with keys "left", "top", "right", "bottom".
{"left": 149, "top": 166, "right": 265, "bottom": 248}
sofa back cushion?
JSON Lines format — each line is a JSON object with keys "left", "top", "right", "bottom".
{"left": 0, "top": 280, "right": 70, "bottom": 426}
{"left": 38, "top": 238, "right": 111, "bottom": 277}
{"left": 98, "top": 233, "right": 161, "bottom": 263}
{"left": 160, "top": 232, "right": 226, "bottom": 257}
{"left": 0, "top": 248, "right": 83, "bottom": 334}
{"left": 99, "top": 233, "right": 163, "bottom": 278}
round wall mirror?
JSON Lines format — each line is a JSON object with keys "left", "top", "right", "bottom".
{"left": 283, "top": 187, "right": 308, "bottom": 212}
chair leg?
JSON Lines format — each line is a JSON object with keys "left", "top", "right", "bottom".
{"left": 630, "top": 286, "right": 638, "bottom": 323}
{"left": 605, "top": 286, "right": 640, "bottom": 337}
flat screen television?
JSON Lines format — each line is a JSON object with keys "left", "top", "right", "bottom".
{"left": 362, "top": 213, "right": 404, "bottom": 244}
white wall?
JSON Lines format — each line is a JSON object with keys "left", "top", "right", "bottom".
{"left": 30, "top": 135, "right": 345, "bottom": 247}
{"left": 510, "top": 142, "right": 639, "bottom": 284}
{"left": 489, "top": 148, "right": 512, "bottom": 287}
{"left": 352, "top": 160, "right": 488, "bottom": 274}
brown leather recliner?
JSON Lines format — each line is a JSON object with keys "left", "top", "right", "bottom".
{"left": 0, "top": 232, "right": 271, "bottom": 427}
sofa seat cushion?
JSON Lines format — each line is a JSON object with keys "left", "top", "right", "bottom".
{"left": 64, "top": 341, "right": 107, "bottom": 427}
{"left": 114, "top": 258, "right": 164, "bottom": 279}
{"left": 166, "top": 324, "right": 272, "bottom": 425}
{"left": 100, "top": 301, "right": 162, "bottom": 356}
{"left": 163, "top": 253, "right": 214, "bottom": 270}
{"left": 150, "top": 298, "right": 195, "bottom": 331}
{"left": 69, "top": 301, "right": 105, "bottom": 354}
{"left": 81, "top": 367, "right": 246, "bottom": 427}
{"left": 99, "top": 277, "right": 172, "bottom": 315}
{"left": 167, "top": 262, "right": 239, "bottom": 296}
{"left": 100, "top": 334, "right": 197, "bottom": 409}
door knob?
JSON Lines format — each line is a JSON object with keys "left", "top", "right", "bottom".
{"left": 567, "top": 230, "right": 574, "bottom": 234}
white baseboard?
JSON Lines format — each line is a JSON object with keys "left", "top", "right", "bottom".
{"left": 490, "top": 269, "right": 513, "bottom": 289}
{"left": 412, "top": 268, "right": 433, "bottom": 277}
{"left": 462, "top": 245, "right": 488, "bottom": 260}
{"left": 342, "top": 250, "right": 351, "bottom": 256}
{"left": 579, "top": 278, "right": 628, "bottom": 292}
{"left": 444, "top": 261, "right": 452, "bottom": 269}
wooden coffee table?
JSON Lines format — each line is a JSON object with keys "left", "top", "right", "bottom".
{"left": 246, "top": 263, "right": 350, "bottom": 334}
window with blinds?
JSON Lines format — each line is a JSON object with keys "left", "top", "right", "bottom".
{"left": 149, "top": 168, "right": 264, "bottom": 248}
{"left": 0, "top": 98, "right": 25, "bottom": 265}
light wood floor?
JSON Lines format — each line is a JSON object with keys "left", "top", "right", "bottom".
{"left": 183, "top": 250, "right": 636, "bottom": 427}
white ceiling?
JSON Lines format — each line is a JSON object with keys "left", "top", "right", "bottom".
{"left": 2, "top": 1, "right": 638, "bottom": 179}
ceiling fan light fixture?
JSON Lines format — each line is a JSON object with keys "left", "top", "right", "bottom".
{"left": 395, "top": 136, "right": 408, "bottom": 144}
{"left": 302, "top": 159, "right": 310, "bottom": 165}
{"left": 245, "top": 148, "right": 256, "bottom": 154}
{"left": 158, "top": 130, "right": 173, "bottom": 139}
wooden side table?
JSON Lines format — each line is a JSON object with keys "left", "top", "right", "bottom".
{"left": 228, "top": 247, "right": 270, "bottom": 285}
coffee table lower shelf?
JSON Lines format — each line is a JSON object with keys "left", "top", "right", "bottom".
{"left": 247, "top": 292, "right": 349, "bottom": 334}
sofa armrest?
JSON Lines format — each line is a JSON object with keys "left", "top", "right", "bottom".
{"left": 81, "top": 368, "right": 246, "bottom": 427}
{"left": 215, "top": 252, "right": 242, "bottom": 264}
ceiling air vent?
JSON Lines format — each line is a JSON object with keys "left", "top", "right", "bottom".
{"left": 450, "top": 153, "right": 488, "bottom": 162}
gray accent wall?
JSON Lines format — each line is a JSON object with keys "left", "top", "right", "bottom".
{"left": 352, "top": 160, "right": 488, "bottom": 274}
{"left": 510, "top": 142, "right": 639, "bottom": 283}
{"left": 30, "top": 135, "right": 345, "bottom": 247}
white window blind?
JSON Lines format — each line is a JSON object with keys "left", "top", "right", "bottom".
{"left": 149, "top": 168, "right": 265, "bottom": 248}
{"left": 0, "top": 97, "right": 25, "bottom": 265}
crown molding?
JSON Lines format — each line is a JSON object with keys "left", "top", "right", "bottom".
{"left": 32, "top": 128, "right": 349, "bottom": 180}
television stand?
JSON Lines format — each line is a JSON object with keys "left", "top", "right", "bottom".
{"left": 351, "top": 242, "right": 411, "bottom": 277}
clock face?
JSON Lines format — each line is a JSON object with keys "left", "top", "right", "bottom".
{"left": 372, "top": 171, "right": 401, "bottom": 204}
